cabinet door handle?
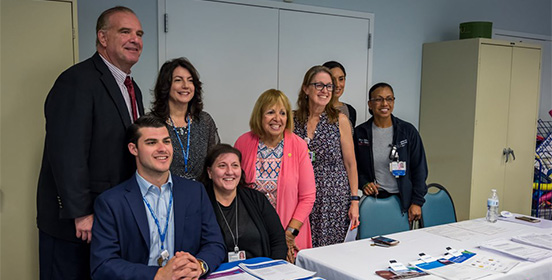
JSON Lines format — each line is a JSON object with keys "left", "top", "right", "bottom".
{"left": 509, "top": 148, "right": 516, "bottom": 161}
{"left": 503, "top": 148, "right": 516, "bottom": 163}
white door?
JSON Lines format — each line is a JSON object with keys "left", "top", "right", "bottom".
{"left": 0, "top": 0, "right": 76, "bottom": 278}
{"left": 278, "top": 10, "right": 370, "bottom": 122}
{"left": 164, "top": 0, "right": 279, "bottom": 143}
{"left": 161, "top": 0, "right": 372, "bottom": 143}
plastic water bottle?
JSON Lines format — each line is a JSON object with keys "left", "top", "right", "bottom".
{"left": 486, "top": 189, "right": 499, "bottom": 223}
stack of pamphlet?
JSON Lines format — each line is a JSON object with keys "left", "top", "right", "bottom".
{"left": 510, "top": 233, "right": 552, "bottom": 250}
{"left": 479, "top": 237, "right": 552, "bottom": 262}
{"left": 410, "top": 257, "right": 493, "bottom": 280}
{"left": 375, "top": 267, "right": 438, "bottom": 279}
{"left": 447, "top": 251, "right": 518, "bottom": 273}
{"left": 375, "top": 249, "right": 519, "bottom": 280}
{"left": 207, "top": 259, "right": 319, "bottom": 280}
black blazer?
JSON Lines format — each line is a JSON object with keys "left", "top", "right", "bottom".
{"left": 205, "top": 185, "right": 287, "bottom": 261}
{"left": 37, "top": 52, "right": 145, "bottom": 242}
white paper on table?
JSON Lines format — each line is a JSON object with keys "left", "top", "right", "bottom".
{"left": 238, "top": 260, "right": 316, "bottom": 280}
{"left": 206, "top": 266, "right": 259, "bottom": 280}
{"left": 511, "top": 232, "right": 552, "bottom": 250}
{"left": 449, "top": 220, "right": 506, "bottom": 236}
{"left": 343, "top": 221, "right": 358, "bottom": 242}
{"left": 424, "top": 224, "right": 480, "bottom": 242}
{"left": 424, "top": 263, "right": 494, "bottom": 280}
{"left": 461, "top": 254, "right": 519, "bottom": 273}
{"left": 478, "top": 239, "right": 552, "bottom": 262}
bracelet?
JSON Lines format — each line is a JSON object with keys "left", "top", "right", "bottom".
{"left": 286, "top": 226, "right": 299, "bottom": 237}
{"left": 351, "top": 195, "right": 361, "bottom": 201}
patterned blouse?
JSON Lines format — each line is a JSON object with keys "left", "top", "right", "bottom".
{"left": 169, "top": 111, "right": 220, "bottom": 180}
{"left": 254, "top": 139, "right": 284, "bottom": 208}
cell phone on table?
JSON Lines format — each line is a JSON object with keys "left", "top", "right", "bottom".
{"left": 515, "top": 216, "right": 540, "bottom": 223}
{"left": 371, "top": 235, "right": 399, "bottom": 246}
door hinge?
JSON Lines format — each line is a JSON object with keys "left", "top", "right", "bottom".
{"left": 368, "top": 33, "right": 372, "bottom": 49}
{"left": 164, "top": 13, "right": 168, "bottom": 33}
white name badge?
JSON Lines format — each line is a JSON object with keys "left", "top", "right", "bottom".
{"left": 228, "top": 250, "right": 246, "bottom": 262}
{"left": 418, "top": 252, "right": 436, "bottom": 263}
{"left": 446, "top": 247, "right": 462, "bottom": 257}
{"left": 389, "top": 260, "right": 409, "bottom": 272}
{"left": 390, "top": 161, "right": 406, "bottom": 177}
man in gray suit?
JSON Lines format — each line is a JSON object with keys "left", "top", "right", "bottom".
{"left": 37, "top": 6, "right": 145, "bottom": 279}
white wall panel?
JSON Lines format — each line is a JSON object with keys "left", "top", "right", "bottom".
{"left": 164, "top": 0, "right": 279, "bottom": 143}
{"left": 161, "top": 0, "right": 372, "bottom": 143}
{"left": 278, "top": 9, "right": 370, "bottom": 121}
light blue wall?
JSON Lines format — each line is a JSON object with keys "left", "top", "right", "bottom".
{"left": 275, "top": 0, "right": 551, "bottom": 125}
{"left": 78, "top": 0, "right": 551, "bottom": 126}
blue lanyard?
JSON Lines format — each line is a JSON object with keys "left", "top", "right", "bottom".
{"left": 169, "top": 116, "right": 191, "bottom": 172}
{"left": 143, "top": 188, "right": 173, "bottom": 250}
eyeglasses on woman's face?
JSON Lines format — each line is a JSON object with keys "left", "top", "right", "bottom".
{"left": 369, "top": 96, "right": 395, "bottom": 104}
{"left": 310, "top": 82, "right": 334, "bottom": 92}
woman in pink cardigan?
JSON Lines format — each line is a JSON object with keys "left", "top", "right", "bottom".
{"left": 235, "top": 89, "right": 316, "bottom": 263}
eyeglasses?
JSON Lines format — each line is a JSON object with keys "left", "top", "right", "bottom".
{"left": 370, "top": 96, "right": 395, "bottom": 104}
{"left": 310, "top": 82, "right": 334, "bottom": 92}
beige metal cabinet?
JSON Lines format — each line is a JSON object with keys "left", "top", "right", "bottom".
{"left": 1, "top": 0, "right": 77, "bottom": 278}
{"left": 419, "top": 38, "right": 541, "bottom": 221}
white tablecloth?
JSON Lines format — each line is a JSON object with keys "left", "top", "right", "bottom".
{"left": 296, "top": 217, "right": 552, "bottom": 280}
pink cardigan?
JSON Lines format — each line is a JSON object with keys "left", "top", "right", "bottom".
{"left": 235, "top": 131, "right": 316, "bottom": 250}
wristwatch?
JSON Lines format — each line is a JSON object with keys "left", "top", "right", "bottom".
{"left": 286, "top": 226, "right": 299, "bottom": 237}
{"left": 351, "top": 195, "right": 361, "bottom": 201}
{"left": 198, "top": 259, "right": 209, "bottom": 276}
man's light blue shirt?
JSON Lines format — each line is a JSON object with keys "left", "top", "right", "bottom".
{"left": 136, "top": 171, "right": 175, "bottom": 266}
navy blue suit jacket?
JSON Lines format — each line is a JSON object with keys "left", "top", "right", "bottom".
{"left": 90, "top": 174, "right": 226, "bottom": 279}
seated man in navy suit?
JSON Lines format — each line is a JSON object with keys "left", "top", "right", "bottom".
{"left": 90, "top": 115, "right": 225, "bottom": 279}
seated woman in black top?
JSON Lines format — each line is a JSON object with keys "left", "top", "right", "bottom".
{"left": 199, "top": 144, "right": 287, "bottom": 262}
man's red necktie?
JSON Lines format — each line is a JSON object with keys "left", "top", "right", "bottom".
{"left": 124, "top": 76, "right": 138, "bottom": 121}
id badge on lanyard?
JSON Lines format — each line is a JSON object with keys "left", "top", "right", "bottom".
{"left": 228, "top": 250, "right": 247, "bottom": 262}
{"left": 389, "top": 145, "right": 406, "bottom": 178}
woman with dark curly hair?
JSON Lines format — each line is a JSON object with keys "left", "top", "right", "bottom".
{"left": 151, "top": 57, "right": 220, "bottom": 179}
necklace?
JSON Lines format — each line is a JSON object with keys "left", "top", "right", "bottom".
{"left": 217, "top": 196, "right": 239, "bottom": 253}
